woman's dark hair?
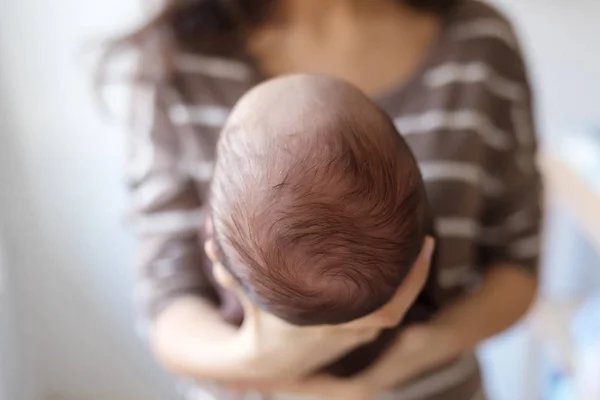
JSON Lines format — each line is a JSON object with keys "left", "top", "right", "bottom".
{"left": 103, "top": 0, "right": 462, "bottom": 83}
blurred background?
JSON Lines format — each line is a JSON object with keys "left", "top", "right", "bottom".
{"left": 0, "top": 1, "right": 599, "bottom": 399}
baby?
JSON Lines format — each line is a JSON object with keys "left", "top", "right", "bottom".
{"left": 203, "top": 75, "right": 439, "bottom": 377}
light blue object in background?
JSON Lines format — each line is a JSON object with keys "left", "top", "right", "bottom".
{"left": 571, "top": 294, "right": 600, "bottom": 399}
{"left": 572, "top": 294, "right": 600, "bottom": 348}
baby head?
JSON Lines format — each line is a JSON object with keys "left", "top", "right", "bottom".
{"left": 209, "top": 75, "right": 429, "bottom": 326}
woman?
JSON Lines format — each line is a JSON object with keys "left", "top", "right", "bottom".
{"left": 114, "top": 0, "right": 541, "bottom": 398}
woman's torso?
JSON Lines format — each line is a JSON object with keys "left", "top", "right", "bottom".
{"left": 165, "top": 0, "right": 512, "bottom": 306}
{"left": 136, "top": 0, "right": 538, "bottom": 396}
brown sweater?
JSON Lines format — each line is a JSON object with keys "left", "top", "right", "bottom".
{"left": 129, "top": 0, "right": 542, "bottom": 393}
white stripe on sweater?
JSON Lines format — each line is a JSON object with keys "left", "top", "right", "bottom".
{"left": 436, "top": 217, "right": 534, "bottom": 244}
{"left": 170, "top": 104, "right": 230, "bottom": 128}
{"left": 133, "top": 209, "right": 205, "bottom": 235}
{"left": 509, "top": 234, "right": 540, "bottom": 259}
{"left": 395, "top": 110, "right": 511, "bottom": 150}
{"left": 438, "top": 266, "right": 469, "bottom": 287}
{"left": 419, "top": 161, "right": 503, "bottom": 196}
{"left": 505, "top": 208, "right": 536, "bottom": 233}
{"left": 131, "top": 174, "right": 185, "bottom": 211}
{"left": 452, "top": 19, "right": 518, "bottom": 50}
{"left": 479, "top": 207, "right": 539, "bottom": 245}
{"left": 176, "top": 53, "right": 252, "bottom": 81}
{"left": 436, "top": 218, "right": 479, "bottom": 238}
{"left": 420, "top": 161, "right": 481, "bottom": 184}
{"left": 511, "top": 103, "right": 537, "bottom": 174}
{"left": 424, "top": 62, "right": 525, "bottom": 101}
{"left": 128, "top": 86, "right": 157, "bottom": 183}
{"left": 187, "top": 160, "right": 215, "bottom": 181}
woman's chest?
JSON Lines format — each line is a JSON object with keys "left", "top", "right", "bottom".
{"left": 179, "top": 71, "right": 495, "bottom": 300}
{"left": 179, "top": 74, "right": 490, "bottom": 219}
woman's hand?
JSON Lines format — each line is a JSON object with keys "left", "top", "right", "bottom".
{"left": 230, "top": 324, "right": 457, "bottom": 399}
{"left": 202, "top": 235, "right": 386, "bottom": 383}
{"left": 355, "top": 264, "right": 537, "bottom": 392}
{"left": 230, "top": 320, "right": 456, "bottom": 398}
{"left": 150, "top": 294, "right": 382, "bottom": 384}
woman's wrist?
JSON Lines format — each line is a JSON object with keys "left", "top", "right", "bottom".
{"left": 431, "top": 264, "right": 537, "bottom": 355}
{"left": 429, "top": 319, "right": 469, "bottom": 361}
{"left": 354, "top": 323, "right": 455, "bottom": 393}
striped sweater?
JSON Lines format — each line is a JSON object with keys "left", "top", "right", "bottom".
{"left": 128, "top": 1, "right": 541, "bottom": 397}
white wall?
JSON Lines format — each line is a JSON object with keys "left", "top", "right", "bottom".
{"left": 0, "top": 234, "right": 20, "bottom": 400}
{"left": 0, "top": 1, "right": 598, "bottom": 400}
{"left": 0, "top": 1, "right": 178, "bottom": 399}
{"left": 0, "top": 83, "right": 42, "bottom": 400}
{"left": 492, "top": 0, "right": 600, "bottom": 133}
{"left": 482, "top": 3, "right": 600, "bottom": 399}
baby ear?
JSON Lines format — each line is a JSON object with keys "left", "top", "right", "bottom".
{"left": 204, "top": 238, "right": 220, "bottom": 264}
{"left": 211, "top": 260, "right": 265, "bottom": 329}
{"left": 204, "top": 212, "right": 214, "bottom": 236}
{"left": 204, "top": 238, "right": 238, "bottom": 291}
{"left": 211, "top": 259, "right": 237, "bottom": 290}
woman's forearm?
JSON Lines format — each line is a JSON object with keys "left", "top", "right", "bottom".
{"left": 149, "top": 296, "right": 244, "bottom": 381}
{"left": 434, "top": 263, "right": 537, "bottom": 351}
{"left": 360, "top": 263, "right": 537, "bottom": 391}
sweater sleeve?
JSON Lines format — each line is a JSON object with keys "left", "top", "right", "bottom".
{"left": 127, "top": 79, "right": 216, "bottom": 320}
{"left": 476, "top": 24, "right": 543, "bottom": 276}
